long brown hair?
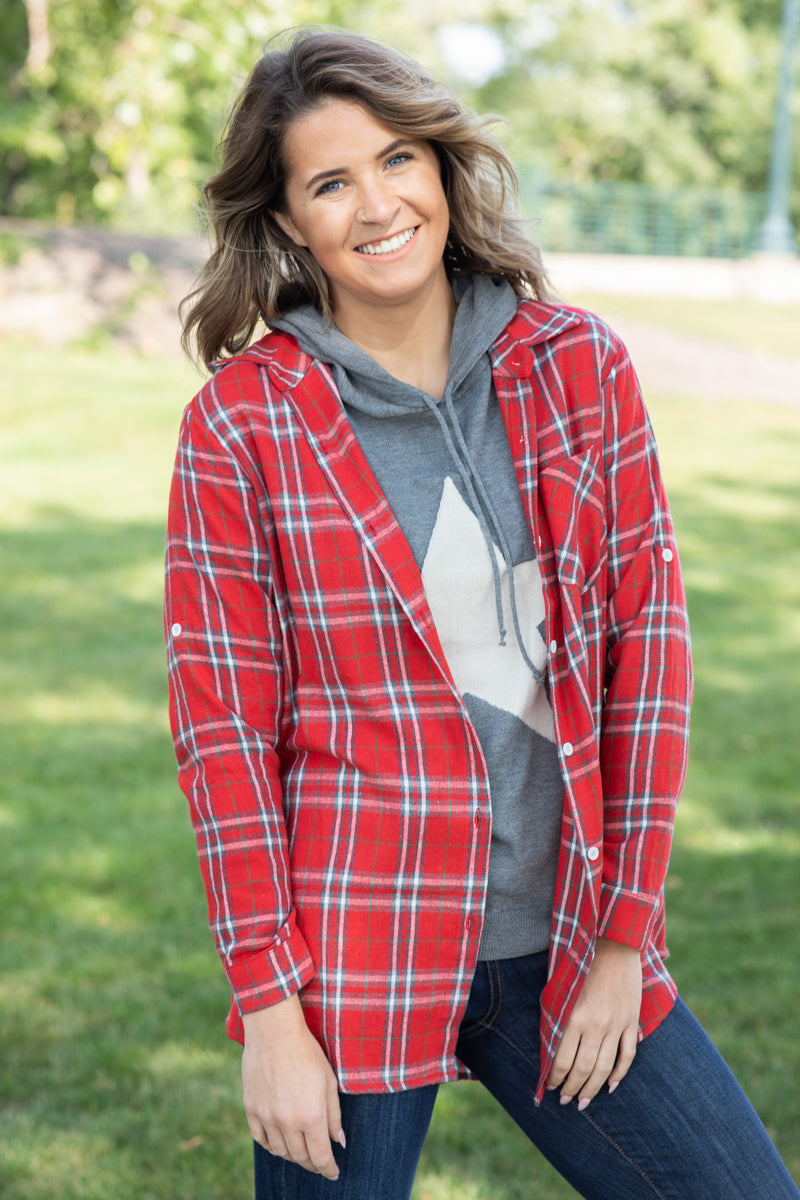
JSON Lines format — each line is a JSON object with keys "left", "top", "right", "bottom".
{"left": 181, "top": 28, "right": 554, "bottom": 367}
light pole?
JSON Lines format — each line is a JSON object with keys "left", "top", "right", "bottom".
{"left": 758, "top": 0, "right": 799, "bottom": 254}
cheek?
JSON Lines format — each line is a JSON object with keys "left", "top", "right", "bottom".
{"left": 432, "top": 186, "right": 451, "bottom": 235}
{"left": 428, "top": 176, "right": 450, "bottom": 223}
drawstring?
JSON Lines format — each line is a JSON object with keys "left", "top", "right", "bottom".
{"left": 443, "top": 391, "right": 546, "bottom": 688}
{"left": 420, "top": 389, "right": 546, "bottom": 688}
{"left": 421, "top": 395, "right": 508, "bottom": 645}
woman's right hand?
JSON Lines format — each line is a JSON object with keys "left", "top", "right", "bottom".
{"left": 242, "top": 994, "right": 345, "bottom": 1180}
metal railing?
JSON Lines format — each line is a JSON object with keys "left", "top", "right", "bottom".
{"left": 518, "top": 172, "right": 767, "bottom": 258}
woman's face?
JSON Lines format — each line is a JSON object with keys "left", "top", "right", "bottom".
{"left": 273, "top": 99, "right": 451, "bottom": 330}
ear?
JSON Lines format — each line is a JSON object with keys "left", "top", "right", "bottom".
{"left": 271, "top": 209, "right": 307, "bottom": 248}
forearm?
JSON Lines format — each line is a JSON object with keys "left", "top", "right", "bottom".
{"left": 243, "top": 991, "right": 307, "bottom": 1042}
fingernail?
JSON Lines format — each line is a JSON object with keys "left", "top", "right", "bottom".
{"left": 578, "top": 1097, "right": 590, "bottom": 1112}
{"left": 559, "top": 1093, "right": 573, "bottom": 1106}
{"left": 607, "top": 1081, "right": 618, "bottom": 1095}
{"left": 337, "top": 1130, "right": 347, "bottom": 1149}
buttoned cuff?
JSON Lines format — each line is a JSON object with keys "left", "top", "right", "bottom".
{"left": 223, "top": 910, "right": 315, "bottom": 1043}
{"left": 598, "top": 885, "right": 660, "bottom": 951}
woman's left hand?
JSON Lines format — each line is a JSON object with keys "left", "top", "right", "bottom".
{"left": 546, "top": 936, "right": 642, "bottom": 1111}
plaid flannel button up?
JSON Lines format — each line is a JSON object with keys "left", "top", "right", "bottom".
{"left": 165, "top": 300, "right": 693, "bottom": 1098}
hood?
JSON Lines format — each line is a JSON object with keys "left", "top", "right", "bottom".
{"left": 269, "top": 273, "right": 519, "bottom": 417}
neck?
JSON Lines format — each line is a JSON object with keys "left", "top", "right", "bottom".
{"left": 333, "top": 271, "right": 457, "bottom": 399}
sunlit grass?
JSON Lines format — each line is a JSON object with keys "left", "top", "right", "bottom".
{"left": 572, "top": 291, "right": 800, "bottom": 357}
{"left": 1, "top": 337, "right": 798, "bottom": 1198}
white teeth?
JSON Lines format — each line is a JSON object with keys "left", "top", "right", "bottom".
{"left": 356, "top": 227, "right": 417, "bottom": 255}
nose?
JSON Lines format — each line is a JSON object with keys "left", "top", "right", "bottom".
{"left": 357, "top": 174, "right": 399, "bottom": 228}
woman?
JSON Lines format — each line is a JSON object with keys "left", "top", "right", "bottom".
{"left": 165, "top": 28, "right": 799, "bottom": 1200}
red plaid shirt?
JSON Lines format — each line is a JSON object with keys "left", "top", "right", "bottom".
{"left": 165, "top": 300, "right": 692, "bottom": 1098}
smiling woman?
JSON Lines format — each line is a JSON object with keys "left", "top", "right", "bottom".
{"left": 271, "top": 102, "right": 453, "bottom": 355}
{"left": 179, "top": 29, "right": 551, "bottom": 368}
{"left": 166, "top": 26, "right": 800, "bottom": 1200}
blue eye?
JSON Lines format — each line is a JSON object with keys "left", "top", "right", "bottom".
{"left": 315, "top": 178, "right": 344, "bottom": 196}
{"left": 386, "top": 151, "right": 413, "bottom": 168}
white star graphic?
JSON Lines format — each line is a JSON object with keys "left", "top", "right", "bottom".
{"left": 421, "top": 477, "right": 555, "bottom": 741}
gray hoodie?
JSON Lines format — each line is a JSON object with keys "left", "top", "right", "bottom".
{"left": 272, "top": 274, "right": 563, "bottom": 960}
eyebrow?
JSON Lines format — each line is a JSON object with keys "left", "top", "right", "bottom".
{"left": 303, "top": 138, "right": 414, "bottom": 193}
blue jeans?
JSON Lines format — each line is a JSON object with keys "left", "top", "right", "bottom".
{"left": 254, "top": 951, "right": 799, "bottom": 1198}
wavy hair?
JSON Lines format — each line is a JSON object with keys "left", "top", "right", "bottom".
{"left": 181, "top": 28, "right": 554, "bottom": 367}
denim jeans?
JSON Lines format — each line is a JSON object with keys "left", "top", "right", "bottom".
{"left": 254, "top": 951, "right": 799, "bottom": 1199}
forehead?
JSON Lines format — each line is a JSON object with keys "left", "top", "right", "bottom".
{"left": 282, "top": 99, "right": 407, "bottom": 177}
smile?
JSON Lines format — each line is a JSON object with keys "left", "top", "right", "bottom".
{"left": 355, "top": 227, "right": 418, "bottom": 256}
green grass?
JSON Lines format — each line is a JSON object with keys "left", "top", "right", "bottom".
{"left": 572, "top": 291, "right": 800, "bottom": 358}
{"left": 1, "top": 336, "right": 798, "bottom": 1198}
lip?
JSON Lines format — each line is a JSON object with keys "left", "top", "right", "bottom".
{"left": 354, "top": 226, "right": 419, "bottom": 258}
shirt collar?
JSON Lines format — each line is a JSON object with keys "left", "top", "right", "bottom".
{"left": 490, "top": 300, "right": 584, "bottom": 379}
{"left": 231, "top": 299, "right": 584, "bottom": 386}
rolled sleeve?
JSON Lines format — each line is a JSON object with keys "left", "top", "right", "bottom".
{"left": 597, "top": 884, "right": 661, "bottom": 950}
{"left": 226, "top": 908, "right": 315, "bottom": 1012}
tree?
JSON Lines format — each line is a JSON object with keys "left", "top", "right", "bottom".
{"left": 1, "top": 0, "right": 797, "bottom": 231}
{"left": 469, "top": 0, "right": 787, "bottom": 193}
{"left": 23, "top": 0, "right": 51, "bottom": 74}
{"left": 2, "top": 0, "right": 350, "bottom": 227}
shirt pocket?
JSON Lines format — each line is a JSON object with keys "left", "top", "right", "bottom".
{"left": 538, "top": 447, "right": 607, "bottom": 594}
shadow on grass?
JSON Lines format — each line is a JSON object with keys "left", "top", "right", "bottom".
{"left": 0, "top": 510, "right": 254, "bottom": 1199}
{"left": 666, "top": 475, "right": 800, "bottom": 837}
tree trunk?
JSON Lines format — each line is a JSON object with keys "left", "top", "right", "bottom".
{"left": 24, "top": 0, "right": 51, "bottom": 75}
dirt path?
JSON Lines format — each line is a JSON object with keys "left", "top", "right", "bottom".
{"left": 1, "top": 222, "right": 798, "bottom": 405}
{"left": 602, "top": 315, "right": 800, "bottom": 407}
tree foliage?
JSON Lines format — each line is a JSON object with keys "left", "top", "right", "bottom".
{"left": 1, "top": 0, "right": 798, "bottom": 232}
{"left": 472, "top": 0, "right": 789, "bottom": 195}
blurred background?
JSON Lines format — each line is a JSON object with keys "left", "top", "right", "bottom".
{"left": 1, "top": 2, "right": 799, "bottom": 1198}
{"left": 2, "top": 0, "right": 799, "bottom": 242}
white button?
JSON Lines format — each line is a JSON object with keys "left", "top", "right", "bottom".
{"left": 661, "top": 547, "right": 674, "bottom": 563}
{"left": 587, "top": 845, "right": 600, "bottom": 862}
{"left": 171, "top": 622, "right": 183, "bottom": 637}
{"left": 549, "top": 639, "right": 558, "bottom": 654}
{"left": 563, "top": 742, "right": 574, "bottom": 757}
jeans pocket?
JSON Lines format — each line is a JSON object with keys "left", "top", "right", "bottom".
{"left": 458, "top": 960, "right": 502, "bottom": 1040}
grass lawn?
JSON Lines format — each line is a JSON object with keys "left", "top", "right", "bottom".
{"left": 1, "top": 334, "right": 798, "bottom": 1199}
{"left": 571, "top": 291, "right": 800, "bottom": 358}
